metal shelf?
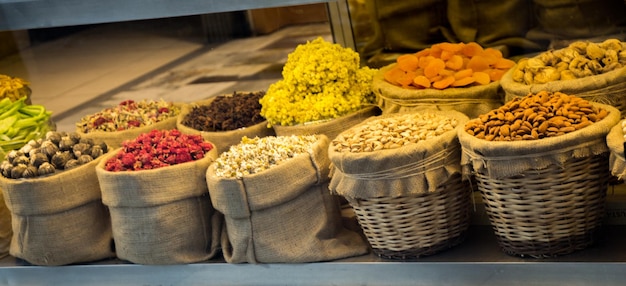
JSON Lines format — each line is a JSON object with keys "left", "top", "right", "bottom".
{"left": 2, "top": 225, "right": 626, "bottom": 286}
{"left": 0, "top": 0, "right": 332, "bottom": 31}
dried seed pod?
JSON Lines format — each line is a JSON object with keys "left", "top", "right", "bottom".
{"left": 37, "top": 162, "right": 56, "bottom": 176}
{"left": 40, "top": 141, "right": 60, "bottom": 158}
{"left": 19, "top": 144, "right": 33, "bottom": 156}
{"left": 51, "top": 151, "right": 72, "bottom": 170}
{"left": 11, "top": 164, "right": 27, "bottom": 179}
{"left": 30, "top": 152, "right": 49, "bottom": 168}
{"left": 64, "top": 159, "right": 80, "bottom": 170}
{"left": 79, "top": 137, "right": 94, "bottom": 146}
{"left": 72, "top": 143, "right": 92, "bottom": 158}
{"left": 0, "top": 161, "right": 13, "bottom": 178}
{"left": 90, "top": 145, "right": 104, "bottom": 159}
{"left": 5, "top": 150, "right": 23, "bottom": 165}
{"left": 22, "top": 166, "right": 38, "bottom": 178}
{"left": 68, "top": 132, "right": 81, "bottom": 144}
{"left": 45, "top": 131, "right": 63, "bottom": 145}
{"left": 58, "top": 137, "right": 75, "bottom": 151}
{"left": 12, "top": 155, "right": 30, "bottom": 166}
{"left": 77, "top": 154, "right": 94, "bottom": 165}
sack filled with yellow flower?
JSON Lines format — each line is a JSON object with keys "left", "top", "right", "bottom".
{"left": 260, "top": 37, "right": 381, "bottom": 141}
{"left": 373, "top": 42, "right": 512, "bottom": 119}
{"left": 500, "top": 39, "right": 626, "bottom": 117}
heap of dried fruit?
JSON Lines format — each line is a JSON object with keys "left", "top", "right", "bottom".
{"left": 76, "top": 99, "right": 180, "bottom": 133}
{"left": 464, "top": 91, "right": 608, "bottom": 141}
{"left": 384, "top": 42, "right": 516, "bottom": 89}
{"left": 213, "top": 135, "right": 318, "bottom": 178}
{"left": 0, "top": 131, "right": 108, "bottom": 179}
{"left": 0, "top": 74, "right": 30, "bottom": 102}
{"left": 104, "top": 129, "right": 213, "bottom": 172}
{"left": 181, "top": 91, "right": 266, "bottom": 131}
{"left": 331, "top": 113, "right": 457, "bottom": 153}
{"left": 512, "top": 39, "right": 626, "bottom": 84}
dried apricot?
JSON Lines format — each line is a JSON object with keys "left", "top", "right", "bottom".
{"left": 413, "top": 75, "right": 431, "bottom": 88}
{"left": 432, "top": 76, "right": 455, "bottom": 89}
{"left": 452, "top": 76, "right": 475, "bottom": 87}
{"left": 439, "top": 42, "right": 463, "bottom": 53}
{"left": 424, "top": 58, "right": 446, "bottom": 78}
{"left": 473, "top": 71, "right": 491, "bottom": 85}
{"left": 462, "top": 42, "right": 484, "bottom": 57}
{"left": 467, "top": 56, "right": 491, "bottom": 72}
{"left": 384, "top": 67, "right": 405, "bottom": 85}
{"left": 454, "top": 68, "right": 473, "bottom": 80}
{"left": 494, "top": 58, "right": 516, "bottom": 69}
{"left": 445, "top": 55, "right": 464, "bottom": 71}
{"left": 397, "top": 54, "right": 419, "bottom": 72}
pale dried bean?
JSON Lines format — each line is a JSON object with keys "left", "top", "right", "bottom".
{"left": 331, "top": 113, "right": 457, "bottom": 153}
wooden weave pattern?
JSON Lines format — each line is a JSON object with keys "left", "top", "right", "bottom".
{"left": 346, "top": 174, "right": 471, "bottom": 260}
{"left": 475, "top": 153, "right": 609, "bottom": 258}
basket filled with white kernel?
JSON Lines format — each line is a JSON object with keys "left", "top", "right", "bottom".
{"left": 606, "top": 119, "right": 626, "bottom": 180}
{"left": 206, "top": 135, "right": 369, "bottom": 263}
{"left": 500, "top": 38, "right": 626, "bottom": 117}
{"left": 327, "top": 110, "right": 471, "bottom": 260}
{"left": 459, "top": 90, "right": 620, "bottom": 258}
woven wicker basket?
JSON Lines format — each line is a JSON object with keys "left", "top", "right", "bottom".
{"left": 345, "top": 173, "right": 471, "bottom": 259}
{"left": 475, "top": 153, "right": 608, "bottom": 257}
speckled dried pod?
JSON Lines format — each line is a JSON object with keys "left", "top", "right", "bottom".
{"left": 5, "top": 150, "right": 22, "bottom": 165}
{"left": 37, "top": 162, "right": 56, "bottom": 176}
{"left": 12, "top": 155, "right": 30, "bottom": 166}
{"left": 64, "top": 159, "right": 80, "bottom": 170}
{"left": 45, "top": 131, "right": 63, "bottom": 145}
{"left": 68, "top": 132, "right": 81, "bottom": 144}
{"left": 79, "top": 137, "right": 94, "bottom": 146}
{"left": 72, "top": 143, "right": 92, "bottom": 158}
{"left": 22, "top": 166, "right": 38, "bottom": 178}
{"left": 58, "top": 136, "right": 75, "bottom": 151}
{"left": 77, "top": 154, "right": 94, "bottom": 165}
{"left": 0, "top": 161, "right": 12, "bottom": 178}
{"left": 90, "top": 145, "right": 105, "bottom": 159}
{"left": 40, "top": 141, "right": 60, "bottom": 158}
{"left": 10, "top": 164, "right": 27, "bottom": 179}
{"left": 51, "top": 151, "right": 73, "bottom": 170}
{"left": 30, "top": 152, "right": 49, "bottom": 167}
{"left": 19, "top": 144, "right": 33, "bottom": 156}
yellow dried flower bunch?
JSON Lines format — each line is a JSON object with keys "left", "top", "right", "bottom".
{"left": 260, "top": 37, "right": 377, "bottom": 126}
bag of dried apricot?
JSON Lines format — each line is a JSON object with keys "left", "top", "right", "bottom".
{"left": 373, "top": 42, "right": 513, "bottom": 118}
{"left": 96, "top": 130, "right": 220, "bottom": 265}
{"left": 177, "top": 92, "right": 275, "bottom": 154}
{"left": 459, "top": 91, "right": 620, "bottom": 257}
{"left": 0, "top": 191, "right": 10, "bottom": 259}
{"left": 606, "top": 119, "right": 626, "bottom": 180}
{"left": 206, "top": 135, "right": 368, "bottom": 263}
{"left": 500, "top": 39, "right": 626, "bottom": 117}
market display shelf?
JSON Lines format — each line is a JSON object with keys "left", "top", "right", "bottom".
{"left": 1, "top": 225, "right": 626, "bottom": 286}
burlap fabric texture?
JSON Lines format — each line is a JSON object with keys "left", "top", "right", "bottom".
{"left": 500, "top": 63, "right": 626, "bottom": 118}
{"left": 328, "top": 110, "right": 470, "bottom": 198}
{"left": 206, "top": 135, "right": 369, "bottom": 263}
{"left": 373, "top": 64, "right": 504, "bottom": 119}
{"left": 77, "top": 104, "right": 182, "bottom": 149}
{"left": 0, "top": 157, "right": 114, "bottom": 266}
{"left": 272, "top": 105, "right": 381, "bottom": 141}
{"left": 176, "top": 98, "right": 275, "bottom": 154}
{"left": 96, "top": 147, "right": 220, "bottom": 265}
{"left": 0, "top": 191, "right": 11, "bottom": 259}
{"left": 607, "top": 119, "right": 626, "bottom": 179}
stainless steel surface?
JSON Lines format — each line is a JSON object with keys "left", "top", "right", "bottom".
{"left": 2, "top": 225, "right": 626, "bottom": 285}
{"left": 0, "top": 0, "right": 331, "bottom": 31}
{"left": 327, "top": 0, "right": 356, "bottom": 52}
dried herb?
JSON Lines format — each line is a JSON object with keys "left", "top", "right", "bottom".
{"left": 182, "top": 91, "right": 265, "bottom": 132}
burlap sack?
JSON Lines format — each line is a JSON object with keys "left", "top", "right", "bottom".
{"left": 272, "top": 105, "right": 381, "bottom": 141}
{"left": 459, "top": 102, "right": 620, "bottom": 180}
{"left": 77, "top": 104, "right": 182, "bottom": 149}
{"left": 0, "top": 191, "right": 11, "bottom": 259}
{"left": 360, "top": 0, "right": 453, "bottom": 60}
{"left": 607, "top": 119, "right": 626, "bottom": 179}
{"left": 0, "top": 158, "right": 114, "bottom": 266}
{"left": 328, "top": 110, "right": 470, "bottom": 199}
{"left": 206, "top": 135, "right": 368, "bottom": 263}
{"left": 176, "top": 98, "right": 275, "bottom": 154}
{"left": 96, "top": 147, "right": 220, "bottom": 265}
{"left": 373, "top": 64, "right": 504, "bottom": 119}
{"left": 532, "top": 0, "right": 626, "bottom": 39}
{"left": 447, "top": 0, "right": 543, "bottom": 55}
{"left": 500, "top": 63, "right": 626, "bottom": 118}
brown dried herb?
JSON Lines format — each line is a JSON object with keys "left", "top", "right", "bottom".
{"left": 182, "top": 91, "right": 265, "bottom": 131}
